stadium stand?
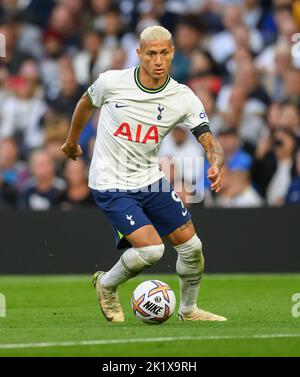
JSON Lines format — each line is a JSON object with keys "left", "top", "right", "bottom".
{"left": 0, "top": 0, "right": 299, "bottom": 209}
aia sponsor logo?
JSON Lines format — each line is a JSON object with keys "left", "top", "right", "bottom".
{"left": 113, "top": 122, "right": 159, "bottom": 143}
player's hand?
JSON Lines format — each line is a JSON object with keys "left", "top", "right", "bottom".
{"left": 255, "top": 136, "right": 271, "bottom": 159}
{"left": 61, "top": 142, "right": 83, "bottom": 160}
{"left": 207, "top": 166, "right": 222, "bottom": 193}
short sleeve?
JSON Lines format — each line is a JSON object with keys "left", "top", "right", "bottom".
{"left": 181, "top": 91, "right": 209, "bottom": 131}
{"left": 86, "top": 73, "right": 108, "bottom": 108}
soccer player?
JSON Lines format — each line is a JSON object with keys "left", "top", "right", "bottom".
{"left": 61, "top": 26, "right": 227, "bottom": 322}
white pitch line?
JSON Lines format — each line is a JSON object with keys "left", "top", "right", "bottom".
{"left": 0, "top": 334, "right": 300, "bottom": 350}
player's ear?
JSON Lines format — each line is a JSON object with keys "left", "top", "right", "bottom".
{"left": 136, "top": 47, "right": 141, "bottom": 61}
{"left": 171, "top": 46, "right": 175, "bottom": 59}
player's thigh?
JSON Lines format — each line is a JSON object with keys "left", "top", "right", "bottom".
{"left": 125, "top": 224, "right": 163, "bottom": 248}
{"left": 166, "top": 219, "right": 196, "bottom": 246}
{"left": 144, "top": 179, "right": 194, "bottom": 244}
{"left": 92, "top": 189, "right": 162, "bottom": 249}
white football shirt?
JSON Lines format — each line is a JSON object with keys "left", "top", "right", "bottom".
{"left": 86, "top": 66, "right": 209, "bottom": 190}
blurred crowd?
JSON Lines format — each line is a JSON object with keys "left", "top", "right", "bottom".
{"left": 0, "top": 0, "right": 300, "bottom": 210}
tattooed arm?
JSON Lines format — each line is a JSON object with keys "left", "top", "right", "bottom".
{"left": 198, "top": 132, "right": 224, "bottom": 192}
{"left": 198, "top": 132, "right": 224, "bottom": 170}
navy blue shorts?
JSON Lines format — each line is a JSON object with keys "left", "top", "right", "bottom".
{"left": 92, "top": 178, "right": 192, "bottom": 249}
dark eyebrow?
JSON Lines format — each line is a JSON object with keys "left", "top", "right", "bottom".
{"left": 146, "top": 49, "right": 169, "bottom": 53}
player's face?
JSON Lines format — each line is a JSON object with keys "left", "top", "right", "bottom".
{"left": 137, "top": 39, "right": 174, "bottom": 80}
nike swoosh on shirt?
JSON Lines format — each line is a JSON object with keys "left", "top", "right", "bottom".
{"left": 182, "top": 209, "right": 187, "bottom": 216}
{"left": 115, "top": 103, "right": 129, "bottom": 108}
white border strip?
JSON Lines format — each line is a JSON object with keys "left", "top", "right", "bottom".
{"left": 0, "top": 334, "right": 300, "bottom": 350}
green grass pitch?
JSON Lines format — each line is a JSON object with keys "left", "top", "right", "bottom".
{"left": 0, "top": 274, "right": 300, "bottom": 357}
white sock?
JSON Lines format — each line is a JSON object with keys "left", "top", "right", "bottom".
{"left": 100, "top": 244, "right": 164, "bottom": 291}
{"left": 174, "top": 234, "right": 204, "bottom": 314}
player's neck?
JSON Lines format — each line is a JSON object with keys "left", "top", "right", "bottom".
{"left": 138, "top": 66, "right": 168, "bottom": 89}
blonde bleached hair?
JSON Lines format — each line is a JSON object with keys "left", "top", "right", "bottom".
{"left": 140, "top": 25, "right": 173, "bottom": 44}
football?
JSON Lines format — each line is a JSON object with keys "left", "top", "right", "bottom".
{"left": 131, "top": 280, "right": 176, "bottom": 324}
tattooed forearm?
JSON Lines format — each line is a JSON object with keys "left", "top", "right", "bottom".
{"left": 198, "top": 132, "right": 224, "bottom": 170}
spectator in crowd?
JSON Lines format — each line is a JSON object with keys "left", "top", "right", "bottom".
{"left": 242, "top": 0, "right": 276, "bottom": 45}
{"left": 282, "top": 68, "right": 300, "bottom": 108}
{"left": 73, "top": 30, "right": 113, "bottom": 86}
{"left": 208, "top": 4, "right": 263, "bottom": 64}
{"left": 231, "top": 24, "right": 256, "bottom": 56}
{"left": 60, "top": 0, "right": 85, "bottom": 16}
{"left": 187, "top": 49, "right": 222, "bottom": 96}
{"left": 0, "top": 67, "right": 9, "bottom": 111}
{"left": 203, "top": 127, "right": 253, "bottom": 200}
{"left": 5, "top": 0, "right": 56, "bottom": 28}
{"left": 253, "top": 128, "right": 298, "bottom": 206}
{"left": 46, "top": 66, "right": 84, "bottom": 120}
{"left": 6, "top": 13, "right": 44, "bottom": 60}
{"left": 191, "top": 1, "right": 224, "bottom": 34}
{"left": 45, "top": 4, "right": 81, "bottom": 53}
{"left": 218, "top": 127, "right": 253, "bottom": 171}
{"left": 110, "top": 47, "right": 127, "bottom": 70}
{"left": 90, "top": 0, "right": 116, "bottom": 31}
{"left": 18, "top": 149, "right": 65, "bottom": 210}
{"left": 267, "top": 101, "right": 283, "bottom": 131}
{"left": 0, "top": 0, "right": 24, "bottom": 14}
{"left": 136, "top": 0, "right": 181, "bottom": 33}
{"left": 259, "top": 42, "right": 292, "bottom": 101}
{"left": 0, "top": 74, "right": 47, "bottom": 156}
{"left": 278, "top": 101, "right": 300, "bottom": 137}
{"left": 0, "top": 137, "right": 28, "bottom": 208}
{"left": 293, "top": 0, "right": 300, "bottom": 27}
{"left": 18, "top": 58, "right": 44, "bottom": 101}
{"left": 256, "top": 6, "right": 300, "bottom": 72}
{"left": 0, "top": 23, "right": 31, "bottom": 74}
{"left": 189, "top": 49, "right": 216, "bottom": 79}
{"left": 217, "top": 61, "right": 271, "bottom": 118}
{"left": 216, "top": 85, "right": 268, "bottom": 151}
{"left": 57, "top": 158, "right": 94, "bottom": 210}
{"left": 207, "top": 167, "right": 263, "bottom": 208}
{"left": 260, "top": 101, "right": 300, "bottom": 154}
{"left": 171, "top": 15, "right": 204, "bottom": 82}
{"left": 225, "top": 47, "right": 254, "bottom": 78}
{"left": 285, "top": 148, "right": 300, "bottom": 204}
{"left": 234, "top": 62, "right": 271, "bottom": 111}
{"left": 39, "top": 30, "right": 64, "bottom": 100}
{"left": 99, "top": 8, "right": 125, "bottom": 49}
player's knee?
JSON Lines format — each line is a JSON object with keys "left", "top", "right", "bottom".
{"left": 136, "top": 244, "right": 165, "bottom": 266}
{"left": 174, "top": 234, "right": 204, "bottom": 270}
